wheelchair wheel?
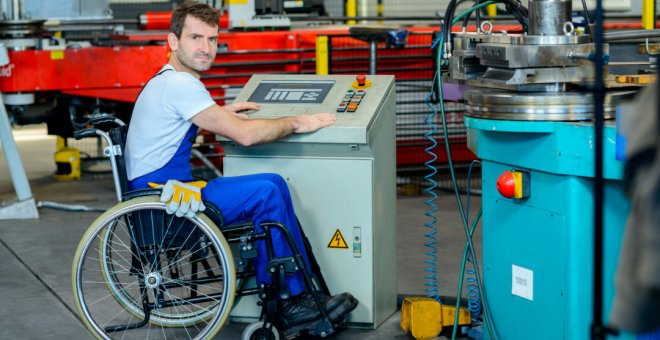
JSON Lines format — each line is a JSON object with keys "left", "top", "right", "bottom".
{"left": 242, "top": 321, "right": 280, "bottom": 340}
{"left": 72, "top": 196, "right": 236, "bottom": 339}
{"left": 98, "top": 219, "right": 224, "bottom": 327}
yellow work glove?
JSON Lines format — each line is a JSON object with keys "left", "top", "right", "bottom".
{"left": 148, "top": 180, "right": 207, "bottom": 218}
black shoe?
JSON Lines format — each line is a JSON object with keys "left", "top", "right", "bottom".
{"left": 280, "top": 292, "right": 358, "bottom": 328}
{"left": 280, "top": 292, "right": 359, "bottom": 339}
{"left": 326, "top": 292, "right": 358, "bottom": 324}
{"left": 280, "top": 293, "right": 322, "bottom": 328}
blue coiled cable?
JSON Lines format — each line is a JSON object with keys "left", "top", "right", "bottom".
{"left": 426, "top": 0, "right": 531, "bottom": 336}
{"left": 465, "top": 160, "right": 482, "bottom": 322}
{"left": 430, "top": 2, "right": 503, "bottom": 338}
{"left": 423, "top": 72, "right": 441, "bottom": 302}
{"left": 466, "top": 264, "right": 481, "bottom": 320}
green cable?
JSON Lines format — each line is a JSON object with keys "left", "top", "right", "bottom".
{"left": 438, "top": 55, "right": 498, "bottom": 340}
{"left": 451, "top": 1, "right": 497, "bottom": 25}
{"left": 436, "top": 3, "right": 515, "bottom": 339}
{"left": 436, "top": 1, "right": 508, "bottom": 339}
{"left": 452, "top": 209, "right": 482, "bottom": 339}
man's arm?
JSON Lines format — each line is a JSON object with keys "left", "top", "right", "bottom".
{"left": 191, "top": 103, "right": 337, "bottom": 146}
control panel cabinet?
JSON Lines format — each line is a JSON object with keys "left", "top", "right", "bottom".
{"left": 220, "top": 74, "right": 396, "bottom": 328}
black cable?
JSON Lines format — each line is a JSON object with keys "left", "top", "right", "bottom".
{"left": 581, "top": 0, "right": 592, "bottom": 35}
{"left": 447, "top": 0, "right": 528, "bottom": 42}
{"left": 458, "top": 0, "right": 529, "bottom": 33}
{"left": 590, "top": 0, "right": 606, "bottom": 339}
{"left": 443, "top": 0, "right": 458, "bottom": 49}
{"left": 461, "top": 0, "right": 481, "bottom": 29}
{"left": 657, "top": 54, "right": 660, "bottom": 137}
{"left": 503, "top": 0, "right": 528, "bottom": 31}
{"left": 475, "top": 0, "right": 482, "bottom": 29}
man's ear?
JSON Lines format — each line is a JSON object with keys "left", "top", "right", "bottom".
{"left": 167, "top": 32, "right": 178, "bottom": 52}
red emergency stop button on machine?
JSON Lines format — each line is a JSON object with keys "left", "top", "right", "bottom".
{"left": 356, "top": 74, "right": 367, "bottom": 86}
{"left": 496, "top": 170, "right": 530, "bottom": 199}
{"left": 352, "top": 74, "right": 372, "bottom": 89}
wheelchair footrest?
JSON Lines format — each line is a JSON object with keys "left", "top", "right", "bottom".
{"left": 281, "top": 317, "right": 335, "bottom": 339}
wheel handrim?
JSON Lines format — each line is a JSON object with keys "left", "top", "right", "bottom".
{"left": 72, "top": 197, "right": 235, "bottom": 339}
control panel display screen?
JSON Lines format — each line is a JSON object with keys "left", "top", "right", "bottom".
{"left": 248, "top": 80, "right": 335, "bottom": 104}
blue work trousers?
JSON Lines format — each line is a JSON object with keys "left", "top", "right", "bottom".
{"left": 130, "top": 125, "right": 310, "bottom": 296}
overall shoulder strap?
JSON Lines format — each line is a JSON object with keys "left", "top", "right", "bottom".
{"left": 134, "top": 67, "right": 175, "bottom": 101}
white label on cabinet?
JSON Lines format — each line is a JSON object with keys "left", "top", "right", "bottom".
{"left": 512, "top": 264, "right": 534, "bottom": 301}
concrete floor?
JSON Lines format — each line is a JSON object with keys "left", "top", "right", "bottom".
{"left": 0, "top": 124, "right": 481, "bottom": 339}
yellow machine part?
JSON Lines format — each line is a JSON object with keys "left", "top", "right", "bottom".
{"left": 346, "top": 0, "right": 357, "bottom": 25}
{"left": 638, "top": 43, "right": 660, "bottom": 54}
{"left": 642, "top": 0, "right": 655, "bottom": 30}
{"left": 316, "top": 35, "right": 329, "bottom": 75}
{"left": 615, "top": 74, "right": 657, "bottom": 85}
{"left": 401, "top": 297, "right": 471, "bottom": 340}
{"left": 486, "top": 3, "right": 497, "bottom": 17}
{"left": 54, "top": 147, "right": 81, "bottom": 181}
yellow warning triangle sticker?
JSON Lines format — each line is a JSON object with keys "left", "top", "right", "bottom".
{"left": 327, "top": 229, "right": 348, "bottom": 249}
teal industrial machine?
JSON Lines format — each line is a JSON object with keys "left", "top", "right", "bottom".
{"left": 463, "top": 98, "right": 631, "bottom": 339}
{"left": 443, "top": 0, "right": 641, "bottom": 338}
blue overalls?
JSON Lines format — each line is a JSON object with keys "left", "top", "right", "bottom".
{"left": 130, "top": 124, "right": 311, "bottom": 296}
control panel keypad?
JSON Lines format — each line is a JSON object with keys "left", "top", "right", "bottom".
{"left": 337, "top": 89, "right": 366, "bottom": 113}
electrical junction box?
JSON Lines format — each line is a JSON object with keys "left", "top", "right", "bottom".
{"left": 220, "top": 74, "right": 397, "bottom": 328}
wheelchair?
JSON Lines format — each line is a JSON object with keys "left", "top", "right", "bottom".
{"left": 71, "top": 117, "right": 340, "bottom": 339}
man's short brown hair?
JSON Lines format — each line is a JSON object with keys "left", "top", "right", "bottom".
{"left": 170, "top": 1, "right": 219, "bottom": 38}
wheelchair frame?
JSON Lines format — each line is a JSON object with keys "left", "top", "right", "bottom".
{"left": 71, "top": 117, "right": 335, "bottom": 340}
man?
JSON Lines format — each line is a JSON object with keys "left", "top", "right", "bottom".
{"left": 124, "top": 0, "right": 357, "bottom": 333}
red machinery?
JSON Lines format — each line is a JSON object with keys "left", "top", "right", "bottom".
{"left": 0, "top": 20, "right": 484, "bottom": 170}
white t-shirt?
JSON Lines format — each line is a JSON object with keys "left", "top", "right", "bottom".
{"left": 125, "top": 64, "right": 216, "bottom": 180}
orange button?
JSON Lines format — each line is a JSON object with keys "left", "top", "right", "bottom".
{"left": 347, "top": 103, "right": 358, "bottom": 111}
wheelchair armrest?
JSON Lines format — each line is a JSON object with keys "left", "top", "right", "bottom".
{"left": 202, "top": 199, "right": 225, "bottom": 227}
{"left": 121, "top": 188, "right": 162, "bottom": 201}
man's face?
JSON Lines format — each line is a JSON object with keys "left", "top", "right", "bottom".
{"left": 169, "top": 15, "right": 218, "bottom": 75}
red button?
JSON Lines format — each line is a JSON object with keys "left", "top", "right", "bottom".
{"left": 356, "top": 75, "right": 367, "bottom": 86}
{"left": 496, "top": 171, "right": 516, "bottom": 199}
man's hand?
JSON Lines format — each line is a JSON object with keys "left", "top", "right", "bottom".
{"left": 148, "top": 180, "right": 207, "bottom": 218}
{"left": 293, "top": 113, "right": 337, "bottom": 134}
{"left": 223, "top": 102, "right": 260, "bottom": 119}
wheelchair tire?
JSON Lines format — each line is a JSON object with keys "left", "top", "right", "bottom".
{"left": 72, "top": 196, "right": 236, "bottom": 339}
{"left": 97, "top": 219, "right": 223, "bottom": 328}
{"left": 242, "top": 321, "right": 280, "bottom": 340}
